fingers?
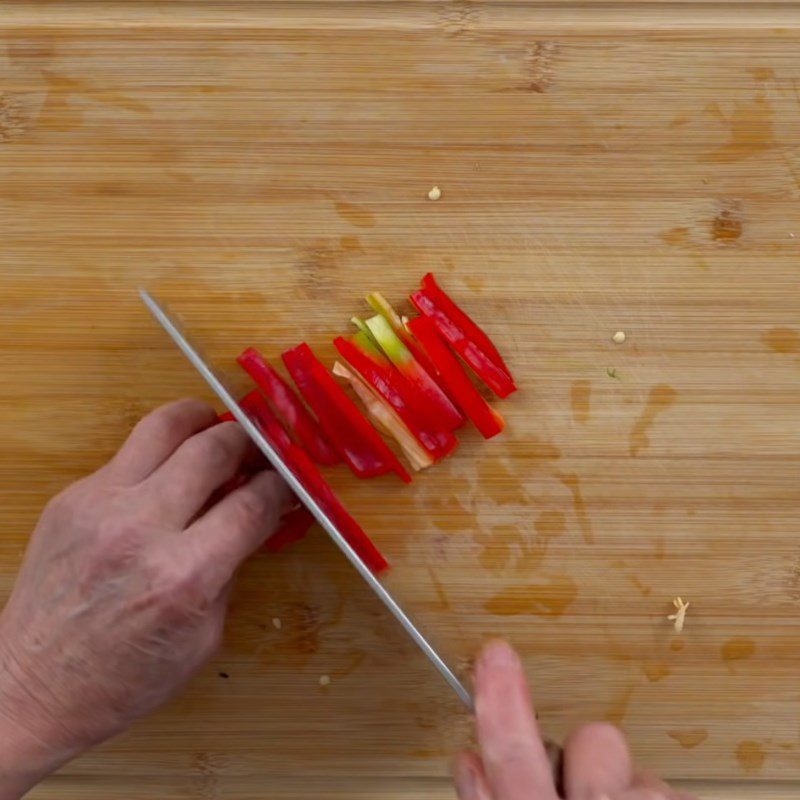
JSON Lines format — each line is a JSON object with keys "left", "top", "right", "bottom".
{"left": 474, "top": 640, "right": 559, "bottom": 800}
{"left": 109, "top": 399, "right": 218, "bottom": 484}
{"left": 563, "top": 722, "right": 633, "bottom": 800}
{"left": 142, "top": 422, "right": 254, "bottom": 527}
{"left": 453, "top": 752, "right": 493, "bottom": 800}
{"left": 185, "top": 469, "right": 291, "bottom": 589}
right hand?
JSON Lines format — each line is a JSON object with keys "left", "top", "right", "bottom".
{"left": 454, "top": 640, "right": 696, "bottom": 800}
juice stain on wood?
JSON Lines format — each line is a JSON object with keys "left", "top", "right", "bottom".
{"left": 660, "top": 226, "right": 691, "bottom": 246}
{"left": 479, "top": 459, "right": 529, "bottom": 505}
{"left": 332, "top": 199, "right": 376, "bottom": 228}
{"left": 643, "top": 662, "right": 671, "bottom": 682}
{"left": 555, "top": 471, "right": 594, "bottom": 544}
{"left": 721, "top": 636, "right": 756, "bottom": 663}
{"left": 763, "top": 327, "right": 799, "bottom": 354}
{"left": 702, "top": 93, "right": 775, "bottom": 162}
{"left": 604, "top": 684, "right": 635, "bottom": 727}
{"left": 668, "top": 729, "right": 708, "bottom": 749}
{"left": 570, "top": 380, "right": 591, "bottom": 423}
{"left": 629, "top": 385, "right": 678, "bottom": 456}
{"left": 428, "top": 568, "right": 452, "bottom": 611}
{"left": 670, "top": 638, "right": 686, "bottom": 652}
{"left": 535, "top": 510, "right": 566, "bottom": 539}
{"left": 628, "top": 574, "right": 652, "bottom": 597}
{"left": 711, "top": 205, "right": 743, "bottom": 242}
{"left": 485, "top": 575, "right": 578, "bottom": 617}
{"left": 736, "top": 740, "right": 766, "bottom": 774}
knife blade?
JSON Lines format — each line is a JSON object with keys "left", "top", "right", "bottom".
{"left": 140, "top": 289, "right": 473, "bottom": 711}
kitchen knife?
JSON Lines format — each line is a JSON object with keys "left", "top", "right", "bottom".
{"left": 139, "top": 289, "right": 474, "bottom": 711}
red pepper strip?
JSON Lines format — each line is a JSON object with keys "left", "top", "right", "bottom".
{"left": 237, "top": 347, "right": 340, "bottom": 466}
{"left": 266, "top": 506, "right": 316, "bottom": 553}
{"left": 239, "top": 389, "right": 389, "bottom": 572}
{"left": 407, "top": 316, "right": 505, "bottom": 439}
{"left": 218, "top": 410, "right": 236, "bottom": 423}
{"left": 334, "top": 334, "right": 458, "bottom": 462}
{"left": 421, "top": 272, "right": 512, "bottom": 376}
{"left": 410, "top": 290, "right": 517, "bottom": 399}
{"left": 282, "top": 343, "right": 411, "bottom": 484}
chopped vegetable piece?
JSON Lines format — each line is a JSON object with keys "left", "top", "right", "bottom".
{"left": 351, "top": 316, "right": 373, "bottom": 337}
{"left": 334, "top": 334, "right": 458, "bottom": 462}
{"left": 266, "top": 506, "right": 316, "bottom": 552}
{"left": 407, "top": 315, "right": 505, "bottom": 439}
{"left": 217, "top": 410, "right": 236, "bottom": 423}
{"left": 420, "top": 272, "right": 511, "bottom": 375}
{"left": 237, "top": 347, "right": 339, "bottom": 466}
{"left": 282, "top": 343, "right": 411, "bottom": 484}
{"left": 365, "top": 314, "right": 464, "bottom": 431}
{"left": 239, "top": 388, "right": 389, "bottom": 572}
{"left": 333, "top": 361, "right": 433, "bottom": 471}
{"left": 365, "top": 291, "right": 443, "bottom": 390}
{"left": 410, "top": 290, "right": 517, "bottom": 398}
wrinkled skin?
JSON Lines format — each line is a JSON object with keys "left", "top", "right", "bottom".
{"left": 454, "top": 641, "right": 697, "bottom": 800}
{"left": 0, "top": 399, "right": 289, "bottom": 797}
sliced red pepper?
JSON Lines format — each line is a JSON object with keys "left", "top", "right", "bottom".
{"left": 217, "top": 410, "right": 236, "bottom": 423}
{"left": 239, "top": 389, "right": 389, "bottom": 572}
{"left": 407, "top": 316, "right": 505, "bottom": 439}
{"left": 266, "top": 506, "right": 316, "bottom": 553}
{"left": 410, "top": 290, "right": 517, "bottom": 398}
{"left": 364, "top": 314, "right": 464, "bottom": 432}
{"left": 282, "top": 343, "right": 411, "bottom": 484}
{"left": 334, "top": 333, "right": 457, "bottom": 462}
{"left": 420, "top": 272, "right": 512, "bottom": 375}
{"left": 237, "top": 347, "right": 339, "bottom": 466}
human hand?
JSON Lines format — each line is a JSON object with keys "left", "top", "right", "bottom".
{"left": 0, "top": 399, "right": 289, "bottom": 798}
{"left": 454, "top": 640, "right": 696, "bottom": 800}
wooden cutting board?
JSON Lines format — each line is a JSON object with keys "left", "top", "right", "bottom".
{"left": 2, "top": 2, "right": 799, "bottom": 798}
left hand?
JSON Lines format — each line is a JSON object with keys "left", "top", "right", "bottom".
{"left": 0, "top": 399, "right": 290, "bottom": 798}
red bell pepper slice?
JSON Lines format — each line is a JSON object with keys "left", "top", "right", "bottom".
{"left": 364, "top": 314, "right": 464, "bottom": 432}
{"left": 237, "top": 347, "right": 339, "bottom": 466}
{"left": 239, "top": 389, "right": 389, "bottom": 572}
{"left": 266, "top": 506, "right": 316, "bottom": 553}
{"left": 420, "top": 272, "right": 512, "bottom": 375}
{"left": 217, "top": 410, "right": 236, "bottom": 423}
{"left": 410, "top": 290, "right": 517, "bottom": 399}
{"left": 282, "top": 343, "right": 411, "bottom": 484}
{"left": 407, "top": 316, "right": 505, "bottom": 439}
{"left": 334, "top": 333, "right": 458, "bottom": 462}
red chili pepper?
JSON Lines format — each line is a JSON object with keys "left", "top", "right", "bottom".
{"left": 266, "top": 506, "right": 316, "bottom": 553}
{"left": 334, "top": 333, "right": 458, "bottom": 462}
{"left": 410, "top": 290, "right": 517, "bottom": 398}
{"left": 407, "top": 316, "right": 505, "bottom": 439}
{"left": 421, "top": 272, "right": 512, "bottom": 375}
{"left": 237, "top": 347, "right": 339, "bottom": 466}
{"left": 282, "top": 343, "right": 411, "bottom": 484}
{"left": 239, "top": 389, "right": 389, "bottom": 572}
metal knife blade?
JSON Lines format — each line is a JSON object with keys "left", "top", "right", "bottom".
{"left": 140, "top": 289, "right": 473, "bottom": 711}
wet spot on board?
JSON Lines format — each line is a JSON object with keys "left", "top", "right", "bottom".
{"left": 668, "top": 114, "right": 691, "bottom": 128}
{"left": 629, "top": 385, "right": 678, "bottom": 457}
{"left": 660, "top": 226, "right": 691, "bottom": 246}
{"left": 478, "top": 459, "right": 529, "bottom": 506}
{"left": 711, "top": 202, "right": 743, "bottom": 242}
{"left": 643, "top": 662, "right": 671, "bottom": 682}
{"left": 296, "top": 244, "right": 339, "bottom": 300}
{"left": 535, "top": 510, "right": 566, "bottom": 539}
{"left": 604, "top": 684, "right": 635, "bottom": 727}
{"left": 736, "top": 740, "right": 766, "bottom": 774}
{"left": 668, "top": 729, "right": 708, "bottom": 749}
{"left": 464, "top": 275, "right": 485, "bottom": 292}
{"left": 428, "top": 568, "right": 452, "bottom": 611}
{"left": 484, "top": 575, "right": 578, "bottom": 617}
{"left": 721, "top": 636, "right": 756, "bottom": 663}
{"left": 555, "top": 471, "right": 594, "bottom": 544}
{"left": 7, "top": 36, "right": 56, "bottom": 64}
{"left": 431, "top": 494, "right": 472, "bottom": 532}
{"left": 748, "top": 67, "right": 775, "bottom": 81}
{"left": 333, "top": 199, "right": 376, "bottom": 228}
{"left": 763, "top": 327, "right": 799, "bottom": 354}
{"left": 628, "top": 575, "right": 652, "bottom": 597}
{"left": 570, "top": 380, "right": 591, "bottom": 423}
{"left": 339, "top": 235, "right": 364, "bottom": 252}
{"left": 331, "top": 650, "right": 367, "bottom": 679}
{"left": 670, "top": 638, "right": 686, "bottom": 652}
{"left": 475, "top": 524, "right": 524, "bottom": 570}
{"left": 702, "top": 94, "right": 775, "bottom": 163}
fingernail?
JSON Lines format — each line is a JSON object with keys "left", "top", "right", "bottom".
{"left": 479, "top": 639, "right": 519, "bottom": 671}
{"left": 453, "top": 760, "right": 477, "bottom": 797}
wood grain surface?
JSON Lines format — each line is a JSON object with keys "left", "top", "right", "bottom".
{"left": 2, "top": 2, "right": 800, "bottom": 798}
